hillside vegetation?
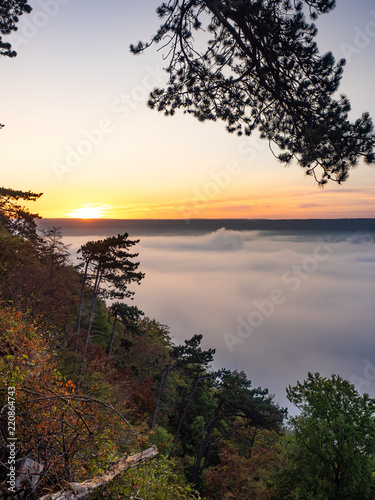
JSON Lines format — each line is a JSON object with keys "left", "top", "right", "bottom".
{"left": 1, "top": 188, "right": 375, "bottom": 500}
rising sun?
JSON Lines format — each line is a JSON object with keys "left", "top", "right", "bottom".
{"left": 66, "top": 204, "right": 111, "bottom": 219}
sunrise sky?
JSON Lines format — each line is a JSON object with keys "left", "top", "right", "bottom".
{"left": 1, "top": 0, "right": 375, "bottom": 219}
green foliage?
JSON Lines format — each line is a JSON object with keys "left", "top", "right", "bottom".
{"left": 132, "top": 0, "right": 375, "bottom": 184}
{"left": 192, "top": 370, "right": 286, "bottom": 483}
{"left": 274, "top": 372, "right": 375, "bottom": 499}
{"left": 91, "top": 298, "right": 113, "bottom": 345}
{"left": 88, "top": 455, "right": 203, "bottom": 500}
{"left": 108, "top": 302, "right": 145, "bottom": 355}
{"left": 152, "top": 333, "right": 215, "bottom": 430}
{"left": 150, "top": 425, "right": 173, "bottom": 456}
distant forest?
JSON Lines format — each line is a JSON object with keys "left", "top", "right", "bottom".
{"left": 37, "top": 217, "right": 375, "bottom": 238}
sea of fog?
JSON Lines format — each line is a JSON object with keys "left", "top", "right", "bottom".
{"left": 38, "top": 219, "right": 375, "bottom": 413}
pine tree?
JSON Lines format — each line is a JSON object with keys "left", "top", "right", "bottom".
{"left": 132, "top": 0, "right": 375, "bottom": 184}
{"left": 76, "top": 234, "right": 144, "bottom": 389}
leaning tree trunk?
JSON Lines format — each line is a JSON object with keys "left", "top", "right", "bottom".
{"left": 108, "top": 313, "right": 118, "bottom": 356}
{"left": 151, "top": 354, "right": 175, "bottom": 429}
{"left": 73, "top": 259, "right": 90, "bottom": 378}
{"left": 38, "top": 446, "right": 158, "bottom": 500}
{"left": 170, "top": 377, "right": 201, "bottom": 457}
{"left": 170, "top": 372, "right": 219, "bottom": 457}
{"left": 193, "top": 420, "right": 216, "bottom": 484}
{"left": 76, "top": 259, "right": 90, "bottom": 339}
{"left": 77, "top": 266, "right": 102, "bottom": 390}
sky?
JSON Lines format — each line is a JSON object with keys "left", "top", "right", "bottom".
{"left": 1, "top": 0, "right": 375, "bottom": 219}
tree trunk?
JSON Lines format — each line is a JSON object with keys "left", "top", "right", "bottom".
{"left": 38, "top": 446, "right": 158, "bottom": 500}
{"left": 108, "top": 313, "right": 118, "bottom": 356}
{"left": 151, "top": 355, "right": 174, "bottom": 429}
{"left": 193, "top": 420, "right": 216, "bottom": 484}
{"left": 76, "top": 260, "right": 90, "bottom": 338}
{"left": 73, "top": 259, "right": 90, "bottom": 378}
{"left": 193, "top": 402, "right": 225, "bottom": 485}
{"left": 170, "top": 377, "right": 201, "bottom": 457}
{"left": 77, "top": 266, "right": 102, "bottom": 390}
{"left": 170, "top": 372, "right": 219, "bottom": 457}
{"left": 86, "top": 267, "right": 102, "bottom": 338}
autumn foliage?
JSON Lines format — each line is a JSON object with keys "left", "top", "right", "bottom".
{"left": 0, "top": 307, "right": 138, "bottom": 496}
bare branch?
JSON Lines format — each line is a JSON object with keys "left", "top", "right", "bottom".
{"left": 38, "top": 446, "right": 158, "bottom": 500}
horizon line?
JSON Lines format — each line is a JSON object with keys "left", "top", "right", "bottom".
{"left": 39, "top": 217, "right": 375, "bottom": 221}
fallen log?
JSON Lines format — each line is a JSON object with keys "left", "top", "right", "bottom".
{"left": 38, "top": 445, "right": 158, "bottom": 500}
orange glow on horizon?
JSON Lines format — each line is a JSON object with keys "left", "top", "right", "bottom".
{"left": 34, "top": 184, "right": 375, "bottom": 220}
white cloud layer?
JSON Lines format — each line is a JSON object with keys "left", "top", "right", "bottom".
{"left": 63, "top": 227, "right": 375, "bottom": 413}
